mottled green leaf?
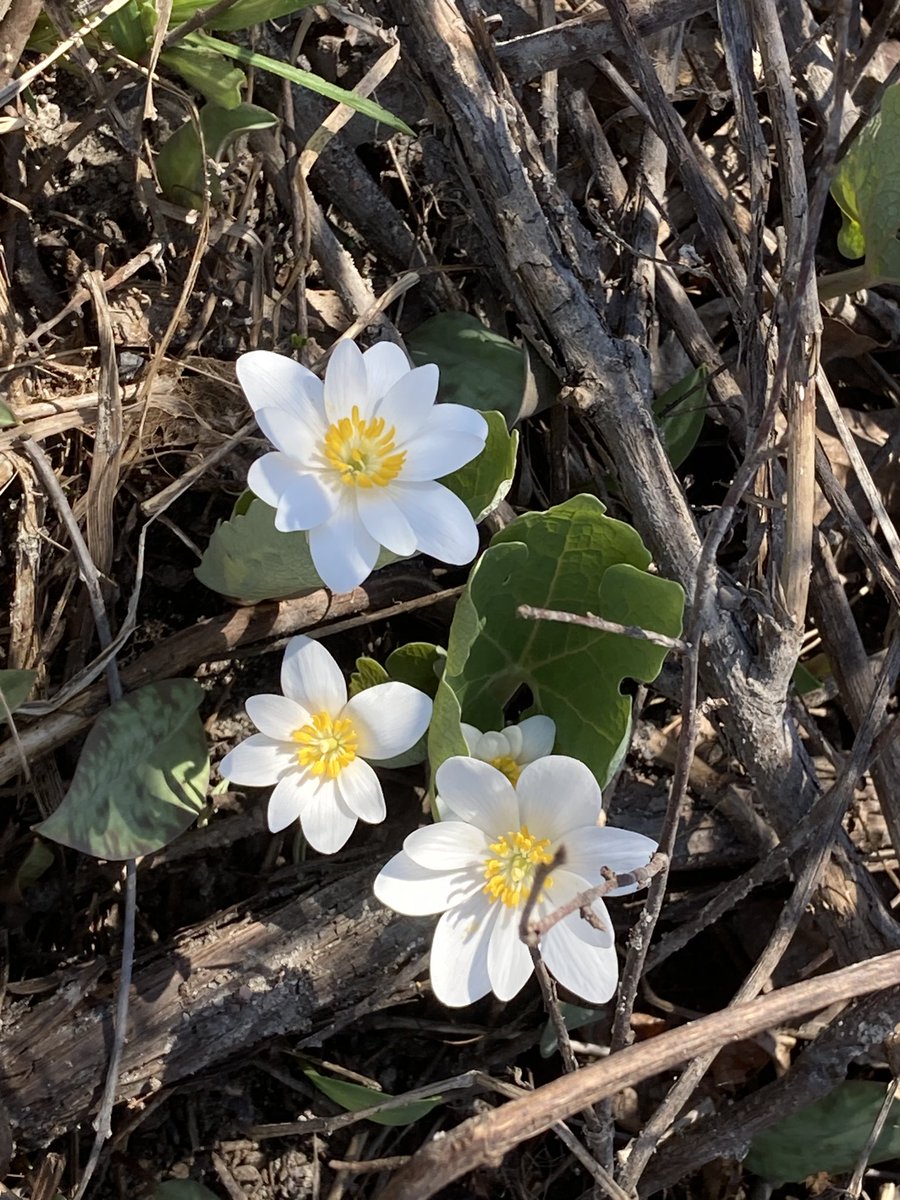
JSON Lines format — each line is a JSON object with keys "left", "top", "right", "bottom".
{"left": 0, "top": 399, "right": 17, "bottom": 427}
{"left": 831, "top": 84, "right": 900, "bottom": 281}
{"left": 747, "top": 1081, "right": 900, "bottom": 1183}
{"left": 0, "top": 669, "right": 37, "bottom": 718}
{"left": 654, "top": 365, "right": 708, "bottom": 468}
{"left": 303, "top": 1065, "right": 444, "bottom": 1127}
{"left": 35, "top": 680, "right": 209, "bottom": 860}
{"left": 196, "top": 411, "right": 516, "bottom": 602}
{"left": 428, "top": 496, "right": 685, "bottom": 789}
{"left": 157, "top": 102, "right": 278, "bottom": 208}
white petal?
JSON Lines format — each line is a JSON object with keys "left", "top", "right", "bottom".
{"left": 220, "top": 733, "right": 292, "bottom": 786}
{"left": 394, "top": 482, "right": 479, "bottom": 566}
{"left": 487, "top": 902, "right": 534, "bottom": 1001}
{"left": 541, "top": 892, "right": 619, "bottom": 1004}
{"left": 247, "top": 454, "right": 335, "bottom": 531}
{"left": 424, "top": 402, "right": 489, "bottom": 440}
{"left": 336, "top": 757, "right": 385, "bottom": 824}
{"left": 245, "top": 693, "right": 309, "bottom": 740}
{"left": 355, "top": 489, "right": 417, "bottom": 557}
{"left": 280, "top": 635, "right": 347, "bottom": 714}
{"left": 517, "top": 715, "right": 556, "bottom": 763}
{"left": 299, "top": 778, "right": 359, "bottom": 853}
{"left": 346, "top": 682, "right": 432, "bottom": 759}
{"left": 503, "top": 725, "right": 524, "bottom": 758}
{"left": 308, "top": 503, "right": 381, "bottom": 593}
{"left": 236, "top": 350, "right": 324, "bottom": 416}
{"left": 324, "top": 339, "right": 370, "bottom": 421}
{"left": 254, "top": 402, "right": 326, "bottom": 462}
{"left": 398, "top": 429, "right": 487, "bottom": 482}
{"left": 375, "top": 364, "right": 439, "bottom": 437}
{"left": 362, "top": 341, "right": 411, "bottom": 403}
{"left": 476, "top": 731, "right": 509, "bottom": 761}
{"left": 402, "top": 821, "right": 488, "bottom": 870}
{"left": 374, "top": 852, "right": 477, "bottom": 915}
{"left": 459, "top": 722, "right": 482, "bottom": 753}
{"left": 267, "top": 771, "right": 310, "bottom": 832}
{"left": 540, "top": 868, "right": 614, "bottom": 949}
{"left": 516, "top": 756, "right": 603, "bottom": 842}
{"left": 564, "top": 827, "right": 658, "bottom": 896}
{"left": 435, "top": 756, "right": 519, "bottom": 834}
{"left": 430, "top": 892, "right": 497, "bottom": 1007}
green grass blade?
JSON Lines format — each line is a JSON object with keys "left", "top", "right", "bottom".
{"left": 190, "top": 32, "right": 414, "bottom": 134}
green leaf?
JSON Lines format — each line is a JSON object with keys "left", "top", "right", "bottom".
{"left": 407, "top": 312, "right": 529, "bottom": 425}
{"left": 540, "top": 1004, "right": 604, "bottom": 1057}
{"left": 157, "top": 101, "right": 278, "bottom": 207}
{"left": 196, "top": 411, "right": 516, "bottom": 602}
{"left": 35, "top": 680, "right": 209, "bottom": 860}
{"left": 0, "top": 669, "right": 37, "bottom": 718}
{"left": 653, "top": 365, "right": 708, "bottom": 468}
{"left": 746, "top": 1081, "right": 900, "bottom": 1184}
{"left": 831, "top": 83, "right": 900, "bottom": 281}
{"left": 0, "top": 399, "right": 16, "bottom": 427}
{"left": 98, "top": 0, "right": 152, "bottom": 59}
{"left": 14, "top": 840, "right": 55, "bottom": 897}
{"left": 349, "top": 656, "right": 389, "bottom": 698}
{"left": 428, "top": 496, "right": 685, "bottom": 789}
{"left": 160, "top": 40, "right": 246, "bottom": 109}
{"left": 169, "top": 0, "right": 318, "bottom": 32}
{"left": 191, "top": 33, "right": 413, "bottom": 134}
{"left": 154, "top": 1183, "right": 221, "bottom": 1200}
{"left": 302, "top": 1065, "right": 444, "bottom": 1127}
{"left": 441, "top": 410, "right": 518, "bottom": 523}
{"left": 385, "top": 643, "right": 445, "bottom": 698}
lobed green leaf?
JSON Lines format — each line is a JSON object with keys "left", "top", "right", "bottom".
{"left": 428, "top": 496, "right": 685, "bottom": 789}
{"left": 157, "top": 101, "right": 278, "bottom": 207}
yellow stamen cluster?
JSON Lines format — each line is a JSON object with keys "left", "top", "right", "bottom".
{"left": 322, "top": 405, "right": 405, "bottom": 488}
{"left": 292, "top": 711, "right": 358, "bottom": 778}
{"left": 483, "top": 825, "right": 553, "bottom": 908}
{"left": 489, "top": 754, "right": 522, "bottom": 785}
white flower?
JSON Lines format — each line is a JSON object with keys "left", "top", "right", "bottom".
{"left": 460, "top": 715, "right": 556, "bottom": 784}
{"left": 374, "top": 755, "right": 657, "bottom": 1008}
{"left": 219, "top": 635, "right": 432, "bottom": 854}
{"left": 237, "top": 340, "right": 489, "bottom": 594}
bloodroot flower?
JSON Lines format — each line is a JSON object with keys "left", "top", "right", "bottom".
{"left": 237, "top": 340, "right": 488, "bottom": 593}
{"left": 460, "top": 715, "right": 556, "bottom": 784}
{"left": 219, "top": 635, "right": 432, "bottom": 854}
{"left": 374, "top": 755, "right": 657, "bottom": 1008}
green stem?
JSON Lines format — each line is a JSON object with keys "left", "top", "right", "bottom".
{"left": 816, "top": 263, "right": 873, "bottom": 301}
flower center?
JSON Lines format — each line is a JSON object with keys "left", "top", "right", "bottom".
{"left": 483, "top": 824, "right": 553, "bottom": 908}
{"left": 488, "top": 754, "right": 521, "bottom": 784}
{"left": 322, "top": 405, "right": 406, "bottom": 488}
{"left": 292, "top": 711, "right": 358, "bottom": 778}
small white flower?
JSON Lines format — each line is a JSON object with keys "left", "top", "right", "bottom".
{"left": 374, "top": 755, "right": 657, "bottom": 1008}
{"left": 460, "top": 715, "right": 556, "bottom": 784}
{"left": 219, "top": 635, "right": 433, "bottom": 854}
{"left": 237, "top": 340, "right": 489, "bottom": 593}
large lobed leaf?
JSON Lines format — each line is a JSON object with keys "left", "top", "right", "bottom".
{"left": 35, "top": 680, "right": 209, "bottom": 860}
{"left": 196, "top": 411, "right": 517, "bottom": 602}
{"left": 428, "top": 496, "right": 685, "bottom": 789}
